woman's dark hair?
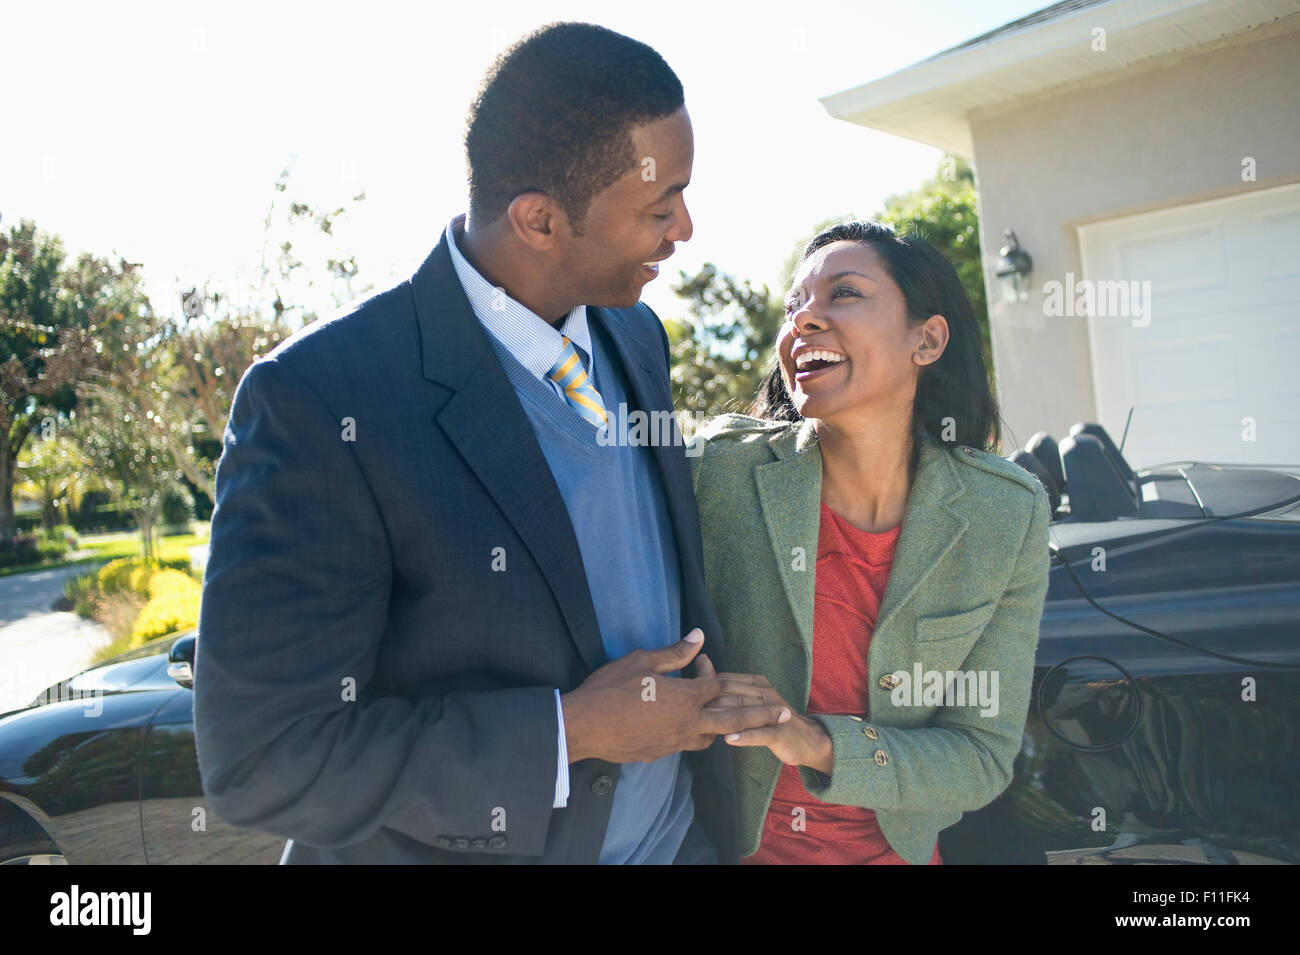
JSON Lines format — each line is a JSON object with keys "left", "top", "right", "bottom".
{"left": 465, "top": 22, "right": 684, "bottom": 235}
{"left": 750, "top": 220, "right": 1000, "bottom": 452}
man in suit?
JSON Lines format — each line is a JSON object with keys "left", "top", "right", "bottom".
{"left": 193, "top": 21, "right": 785, "bottom": 864}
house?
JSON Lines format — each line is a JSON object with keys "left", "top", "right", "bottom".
{"left": 820, "top": 0, "right": 1299, "bottom": 467}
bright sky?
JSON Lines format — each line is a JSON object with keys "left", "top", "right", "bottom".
{"left": 3, "top": 0, "right": 1047, "bottom": 324}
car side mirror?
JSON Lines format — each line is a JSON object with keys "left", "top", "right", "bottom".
{"left": 167, "top": 633, "right": 196, "bottom": 689}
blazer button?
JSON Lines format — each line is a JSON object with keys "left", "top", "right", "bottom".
{"left": 592, "top": 774, "right": 614, "bottom": 796}
{"left": 488, "top": 835, "right": 507, "bottom": 849}
{"left": 878, "top": 673, "right": 901, "bottom": 690}
{"left": 434, "top": 836, "right": 451, "bottom": 849}
{"left": 863, "top": 726, "right": 879, "bottom": 739}
{"left": 874, "top": 749, "right": 889, "bottom": 766}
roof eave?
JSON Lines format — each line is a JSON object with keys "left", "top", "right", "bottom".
{"left": 819, "top": 0, "right": 1298, "bottom": 157}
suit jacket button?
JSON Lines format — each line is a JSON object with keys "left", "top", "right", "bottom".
{"left": 434, "top": 836, "right": 451, "bottom": 849}
{"left": 874, "top": 749, "right": 888, "bottom": 766}
{"left": 454, "top": 837, "right": 470, "bottom": 849}
{"left": 878, "top": 673, "right": 901, "bottom": 690}
{"left": 863, "top": 726, "right": 879, "bottom": 739}
{"left": 592, "top": 774, "right": 614, "bottom": 795}
{"left": 472, "top": 837, "right": 487, "bottom": 849}
{"left": 488, "top": 835, "right": 507, "bottom": 849}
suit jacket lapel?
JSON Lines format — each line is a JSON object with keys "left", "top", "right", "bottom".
{"left": 755, "top": 419, "right": 970, "bottom": 671}
{"left": 754, "top": 419, "right": 822, "bottom": 663}
{"left": 409, "top": 231, "right": 607, "bottom": 672}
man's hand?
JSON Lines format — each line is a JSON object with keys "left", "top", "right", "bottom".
{"left": 705, "top": 672, "right": 833, "bottom": 775}
{"left": 560, "top": 629, "right": 791, "bottom": 765}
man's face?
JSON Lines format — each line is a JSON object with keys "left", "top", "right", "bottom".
{"left": 557, "top": 105, "right": 694, "bottom": 307}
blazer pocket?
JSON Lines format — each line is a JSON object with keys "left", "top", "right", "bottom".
{"left": 915, "top": 601, "right": 997, "bottom": 642}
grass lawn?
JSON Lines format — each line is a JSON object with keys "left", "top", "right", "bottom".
{"left": 0, "top": 526, "right": 210, "bottom": 578}
{"left": 81, "top": 530, "right": 209, "bottom": 562}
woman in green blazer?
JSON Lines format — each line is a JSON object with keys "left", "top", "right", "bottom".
{"left": 689, "top": 221, "right": 1051, "bottom": 864}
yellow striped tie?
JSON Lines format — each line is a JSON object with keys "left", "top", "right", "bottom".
{"left": 547, "top": 336, "right": 607, "bottom": 428}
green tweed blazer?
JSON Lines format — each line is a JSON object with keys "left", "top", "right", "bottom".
{"left": 689, "top": 413, "right": 1051, "bottom": 864}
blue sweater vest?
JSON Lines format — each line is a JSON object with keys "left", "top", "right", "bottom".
{"left": 482, "top": 316, "right": 694, "bottom": 864}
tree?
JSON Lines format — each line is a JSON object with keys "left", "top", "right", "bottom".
{"left": 254, "top": 159, "right": 370, "bottom": 329}
{"left": 0, "top": 165, "right": 367, "bottom": 556}
{"left": 59, "top": 315, "right": 182, "bottom": 559}
{"left": 69, "top": 389, "right": 185, "bottom": 562}
{"left": 875, "top": 155, "right": 991, "bottom": 380}
{"left": 32, "top": 235, "right": 185, "bottom": 557}
{"left": 147, "top": 163, "right": 371, "bottom": 498}
{"left": 0, "top": 219, "right": 145, "bottom": 545}
{"left": 65, "top": 166, "right": 369, "bottom": 505}
{"left": 155, "top": 301, "right": 288, "bottom": 501}
{"left": 14, "top": 433, "right": 94, "bottom": 532}
{"left": 666, "top": 263, "right": 785, "bottom": 420}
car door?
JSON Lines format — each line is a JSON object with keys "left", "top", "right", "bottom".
{"left": 140, "top": 688, "right": 285, "bottom": 864}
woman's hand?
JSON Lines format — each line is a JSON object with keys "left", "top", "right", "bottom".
{"left": 705, "top": 673, "right": 834, "bottom": 775}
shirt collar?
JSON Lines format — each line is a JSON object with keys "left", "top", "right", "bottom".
{"left": 444, "top": 213, "right": 594, "bottom": 380}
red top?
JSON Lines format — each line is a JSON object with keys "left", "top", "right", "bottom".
{"left": 742, "top": 501, "right": 943, "bottom": 866}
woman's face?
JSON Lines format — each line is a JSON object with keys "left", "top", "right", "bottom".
{"left": 777, "top": 241, "right": 947, "bottom": 425}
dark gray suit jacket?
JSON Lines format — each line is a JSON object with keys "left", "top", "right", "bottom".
{"left": 193, "top": 227, "right": 738, "bottom": 863}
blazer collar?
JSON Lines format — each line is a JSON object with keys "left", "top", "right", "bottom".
{"left": 410, "top": 222, "right": 662, "bottom": 388}
{"left": 755, "top": 418, "right": 970, "bottom": 663}
{"left": 406, "top": 225, "right": 689, "bottom": 673}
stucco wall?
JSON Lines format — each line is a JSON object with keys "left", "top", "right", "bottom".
{"left": 969, "top": 18, "right": 1300, "bottom": 453}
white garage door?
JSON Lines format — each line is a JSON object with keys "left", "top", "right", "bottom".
{"left": 1078, "top": 182, "right": 1300, "bottom": 469}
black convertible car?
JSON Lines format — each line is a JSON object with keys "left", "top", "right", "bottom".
{"left": 2, "top": 422, "right": 1298, "bottom": 864}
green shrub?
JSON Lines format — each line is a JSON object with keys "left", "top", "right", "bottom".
{"left": 145, "top": 568, "right": 197, "bottom": 598}
{"left": 127, "top": 562, "right": 154, "bottom": 595}
{"left": 0, "top": 530, "right": 71, "bottom": 568}
{"left": 130, "top": 569, "right": 201, "bottom": 646}
{"left": 97, "top": 557, "right": 142, "bottom": 594}
{"left": 37, "top": 538, "right": 67, "bottom": 560}
{"left": 0, "top": 534, "right": 40, "bottom": 569}
{"left": 62, "top": 572, "right": 99, "bottom": 618}
{"left": 158, "top": 555, "right": 193, "bottom": 574}
{"left": 161, "top": 486, "right": 194, "bottom": 527}
{"left": 97, "top": 556, "right": 196, "bottom": 596}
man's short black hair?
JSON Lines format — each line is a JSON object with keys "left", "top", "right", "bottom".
{"left": 465, "top": 22, "right": 684, "bottom": 235}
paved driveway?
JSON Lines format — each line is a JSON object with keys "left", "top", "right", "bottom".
{"left": 0, "top": 564, "right": 112, "bottom": 714}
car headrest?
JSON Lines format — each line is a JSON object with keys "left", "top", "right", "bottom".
{"left": 1009, "top": 450, "right": 1061, "bottom": 513}
{"left": 1060, "top": 433, "right": 1139, "bottom": 521}
{"left": 1026, "top": 431, "right": 1066, "bottom": 493}
{"left": 1068, "top": 422, "right": 1135, "bottom": 481}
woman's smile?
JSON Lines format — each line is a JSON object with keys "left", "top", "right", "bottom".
{"left": 792, "top": 344, "right": 849, "bottom": 382}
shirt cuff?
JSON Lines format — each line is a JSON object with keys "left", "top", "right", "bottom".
{"left": 553, "top": 688, "right": 570, "bottom": 808}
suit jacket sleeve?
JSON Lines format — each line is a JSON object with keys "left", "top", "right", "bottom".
{"left": 796, "top": 478, "right": 1051, "bottom": 814}
{"left": 194, "top": 356, "right": 559, "bottom": 855}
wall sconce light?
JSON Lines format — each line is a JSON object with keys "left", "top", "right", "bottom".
{"left": 995, "top": 229, "right": 1034, "bottom": 303}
